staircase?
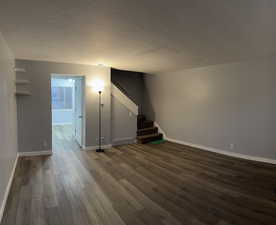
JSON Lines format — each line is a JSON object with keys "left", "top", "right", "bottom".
{"left": 137, "top": 115, "right": 163, "bottom": 144}
{"left": 111, "top": 73, "right": 163, "bottom": 144}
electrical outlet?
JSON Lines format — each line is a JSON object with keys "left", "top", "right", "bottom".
{"left": 129, "top": 111, "right": 132, "bottom": 117}
{"left": 230, "top": 144, "right": 235, "bottom": 149}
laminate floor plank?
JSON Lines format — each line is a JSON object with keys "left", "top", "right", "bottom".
{"left": 1, "top": 124, "right": 276, "bottom": 225}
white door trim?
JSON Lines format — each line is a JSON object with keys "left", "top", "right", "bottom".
{"left": 51, "top": 74, "right": 86, "bottom": 147}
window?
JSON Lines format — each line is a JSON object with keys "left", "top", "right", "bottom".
{"left": 52, "top": 87, "right": 73, "bottom": 110}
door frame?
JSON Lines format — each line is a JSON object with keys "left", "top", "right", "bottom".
{"left": 73, "top": 76, "right": 85, "bottom": 147}
{"left": 51, "top": 74, "right": 86, "bottom": 148}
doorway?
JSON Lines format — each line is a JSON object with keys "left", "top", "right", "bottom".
{"left": 51, "top": 75, "right": 85, "bottom": 148}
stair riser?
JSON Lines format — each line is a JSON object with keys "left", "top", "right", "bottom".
{"left": 141, "top": 121, "right": 154, "bottom": 129}
{"left": 138, "top": 134, "right": 163, "bottom": 144}
{"left": 137, "top": 127, "right": 158, "bottom": 136}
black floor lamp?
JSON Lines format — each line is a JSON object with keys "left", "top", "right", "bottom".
{"left": 92, "top": 79, "right": 105, "bottom": 153}
{"left": 96, "top": 90, "right": 104, "bottom": 152}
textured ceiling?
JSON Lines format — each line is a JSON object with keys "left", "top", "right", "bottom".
{"left": 1, "top": 0, "right": 276, "bottom": 73}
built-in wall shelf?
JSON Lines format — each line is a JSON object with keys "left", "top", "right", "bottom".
{"left": 15, "top": 91, "right": 32, "bottom": 96}
{"left": 14, "top": 68, "right": 26, "bottom": 73}
{"left": 14, "top": 67, "right": 31, "bottom": 97}
{"left": 15, "top": 79, "right": 30, "bottom": 84}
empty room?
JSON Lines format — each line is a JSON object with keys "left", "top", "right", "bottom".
{"left": 1, "top": 1, "right": 276, "bottom": 225}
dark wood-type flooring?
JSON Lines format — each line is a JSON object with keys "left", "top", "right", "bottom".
{"left": 2, "top": 125, "right": 276, "bottom": 225}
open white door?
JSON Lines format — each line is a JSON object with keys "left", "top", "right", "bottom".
{"left": 74, "top": 78, "right": 84, "bottom": 147}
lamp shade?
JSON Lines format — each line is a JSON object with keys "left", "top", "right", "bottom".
{"left": 91, "top": 79, "right": 104, "bottom": 92}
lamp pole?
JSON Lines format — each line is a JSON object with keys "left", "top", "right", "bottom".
{"left": 96, "top": 91, "right": 104, "bottom": 152}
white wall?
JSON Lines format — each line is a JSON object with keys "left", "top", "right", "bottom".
{"left": 0, "top": 33, "right": 18, "bottom": 220}
{"left": 144, "top": 56, "right": 276, "bottom": 160}
{"left": 111, "top": 96, "right": 136, "bottom": 145}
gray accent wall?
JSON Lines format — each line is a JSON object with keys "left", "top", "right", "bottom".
{"left": 0, "top": 33, "right": 17, "bottom": 218}
{"left": 111, "top": 68, "right": 145, "bottom": 114}
{"left": 16, "top": 60, "right": 111, "bottom": 152}
{"left": 144, "top": 56, "right": 276, "bottom": 159}
{"left": 111, "top": 96, "right": 136, "bottom": 145}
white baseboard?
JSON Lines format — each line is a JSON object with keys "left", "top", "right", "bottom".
{"left": 83, "top": 144, "right": 112, "bottom": 151}
{"left": 154, "top": 122, "right": 167, "bottom": 139}
{"left": 18, "top": 150, "right": 52, "bottom": 157}
{"left": 112, "top": 137, "right": 136, "bottom": 146}
{"left": 166, "top": 137, "right": 276, "bottom": 165}
{"left": 155, "top": 122, "right": 276, "bottom": 165}
{"left": 0, "top": 154, "right": 19, "bottom": 223}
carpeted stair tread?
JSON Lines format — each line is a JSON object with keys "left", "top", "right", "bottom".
{"left": 137, "top": 126, "right": 158, "bottom": 136}
{"left": 137, "top": 133, "right": 161, "bottom": 139}
{"left": 137, "top": 126, "right": 157, "bottom": 132}
{"left": 137, "top": 133, "right": 163, "bottom": 144}
{"left": 136, "top": 115, "right": 163, "bottom": 144}
{"left": 141, "top": 120, "right": 154, "bottom": 129}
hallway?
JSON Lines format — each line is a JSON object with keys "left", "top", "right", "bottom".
{"left": 52, "top": 125, "right": 74, "bottom": 149}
